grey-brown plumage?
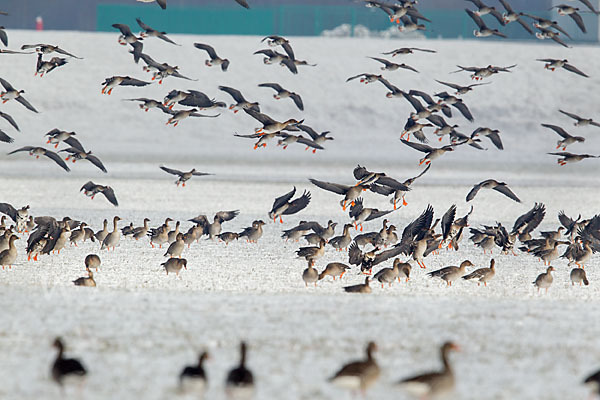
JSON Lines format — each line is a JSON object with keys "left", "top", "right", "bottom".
{"left": 302, "top": 260, "right": 319, "bottom": 287}
{"left": 462, "top": 259, "right": 496, "bottom": 286}
{"left": 101, "top": 76, "right": 150, "bottom": 95}
{"left": 466, "top": 179, "right": 520, "bottom": 203}
{"left": 373, "top": 258, "right": 410, "bottom": 288}
{"left": 533, "top": 266, "right": 555, "bottom": 293}
{"left": 268, "top": 186, "right": 311, "bottom": 223}
{"left": 162, "top": 257, "right": 187, "bottom": 276}
{"left": 0, "top": 77, "right": 38, "bottom": 112}
{"left": 8, "top": 146, "right": 69, "bottom": 171}
{"left": 429, "top": 260, "right": 473, "bottom": 286}
{"left": 343, "top": 276, "right": 372, "bottom": 293}
{"left": 0, "top": 235, "right": 18, "bottom": 269}
{"left": 80, "top": 181, "right": 118, "bottom": 206}
{"left": 318, "top": 262, "right": 351, "bottom": 281}
{"left": 73, "top": 268, "right": 96, "bottom": 287}
{"left": 225, "top": 342, "right": 254, "bottom": 396}
{"left": 309, "top": 178, "right": 369, "bottom": 210}
{"left": 559, "top": 109, "right": 600, "bottom": 128}
{"left": 239, "top": 220, "right": 265, "bottom": 243}
{"left": 194, "top": 43, "right": 230, "bottom": 71}
{"left": 329, "top": 342, "right": 380, "bottom": 393}
{"left": 570, "top": 268, "right": 589, "bottom": 286}
{"left": 537, "top": 58, "right": 589, "bottom": 77}
{"left": 159, "top": 166, "right": 212, "bottom": 187}
{"left": 85, "top": 254, "right": 101, "bottom": 271}
{"left": 258, "top": 83, "right": 304, "bottom": 111}
{"left": 397, "top": 341, "right": 460, "bottom": 398}
{"left": 548, "top": 151, "right": 600, "bottom": 165}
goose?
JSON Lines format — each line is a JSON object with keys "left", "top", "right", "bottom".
{"left": 329, "top": 342, "right": 380, "bottom": 395}
{"left": 318, "top": 262, "right": 351, "bottom": 281}
{"left": 21, "top": 43, "right": 82, "bottom": 59}
{"left": 548, "top": 152, "right": 599, "bottom": 165}
{"left": 167, "top": 221, "right": 181, "bottom": 243}
{"left": 135, "top": 18, "right": 178, "bottom": 45}
{"left": 570, "top": 268, "right": 589, "bottom": 286}
{"left": 35, "top": 54, "right": 67, "bottom": 77}
{"left": 179, "top": 351, "right": 209, "bottom": 394}
{"left": 428, "top": 260, "right": 473, "bottom": 286}
{"left": 112, "top": 23, "right": 142, "bottom": 45}
{"left": 296, "top": 239, "right": 326, "bottom": 263}
{"left": 558, "top": 109, "right": 600, "bottom": 128}
{"left": 258, "top": 83, "right": 304, "bottom": 111}
{"left": 550, "top": 4, "right": 587, "bottom": 33}
{"left": 435, "top": 79, "right": 490, "bottom": 95}
{"left": 533, "top": 266, "right": 555, "bottom": 293}
{"left": 162, "top": 257, "right": 187, "bottom": 277}
{"left": 95, "top": 219, "right": 108, "bottom": 242}
{"left": 8, "top": 146, "right": 70, "bottom": 171}
{"left": 382, "top": 47, "right": 436, "bottom": 56}
{"left": 194, "top": 43, "right": 230, "bottom": 71}
{"left": 462, "top": 259, "right": 496, "bottom": 286}
{"left": 101, "top": 216, "right": 121, "bottom": 251}
{"left": 73, "top": 268, "right": 96, "bottom": 287}
{"left": 80, "top": 182, "right": 118, "bottom": 206}
{"left": 0, "top": 77, "right": 38, "bottom": 112}
{"left": 0, "top": 235, "right": 18, "bottom": 269}
{"left": 132, "top": 218, "right": 150, "bottom": 241}
{"left": 472, "top": 127, "right": 503, "bottom": 150}
{"left": 397, "top": 341, "right": 460, "bottom": 398}
{"left": 536, "top": 59, "right": 588, "bottom": 77}
{"left": 100, "top": 76, "right": 150, "bottom": 95}
{"left": 343, "top": 276, "right": 372, "bottom": 293}
{"left": 51, "top": 338, "right": 86, "bottom": 386}
{"left": 225, "top": 342, "right": 254, "bottom": 398}
{"left": 373, "top": 258, "right": 408, "bottom": 288}
{"left": 163, "top": 108, "right": 219, "bottom": 127}
{"left": 541, "top": 124, "right": 585, "bottom": 151}
{"left": 218, "top": 232, "right": 239, "bottom": 245}
{"left": 368, "top": 57, "right": 419, "bottom": 72}
{"left": 268, "top": 187, "right": 311, "bottom": 223}
{"left": 465, "top": 8, "right": 507, "bottom": 38}
{"left": 85, "top": 254, "right": 101, "bottom": 272}
{"left": 309, "top": 178, "right": 369, "bottom": 210}
{"left": 0, "top": 203, "right": 29, "bottom": 233}
{"left": 498, "top": 0, "right": 533, "bottom": 34}
{"left": 466, "top": 179, "right": 520, "bottom": 203}
{"left": 165, "top": 233, "right": 185, "bottom": 258}
{"left": 349, "top": 197, "right": 394, "bottom": 232}
{"left": 244, "top": 108, "right": 303, "bottom": 135}
{"left": 239, "top": 220, "right": 265, "bottom": 243}
{"left": 302, "top": 260, "right": 319, "bottom": 287}
{"left": 219, "top": 86, "right": 260, "bottom": 113}
{"left": 329, "top": 224, "right": 353, "bottom": 251}
{"left": 159, "top": 166, "right": 212, "bottom": 187}
{"left": 400, "top": 139, "right": 455, "bottom": 165}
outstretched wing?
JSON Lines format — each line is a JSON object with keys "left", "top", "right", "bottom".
{"left": 102, "top": 187, "right": 119, "bottom": 206}
{"left": 86, "top": 154, "right": 107, "bottom": 173}
{"left": 541, "top": 124, "right": 571, "bottom": 139}
{"left": 493, "top": 184, "right": 521, "bottom": 202}
{"left": 193, "top": 43, "right": 217, "bottom": 59}
{"left": 400, "top": 139, "right": 433, "bottom": 153}
{"left": 15, "top": 96, "right": 38, "bottom": 113}
{"left": 44, "top": 150, "right": 70, "bottom": 172}
{"left": 284, "top": 191, "right": 311, "bottom": 215}
{"left": 563, "top": 63, "right": 589, "bottom": 78}
{"left": 466, "top": 181, "right": 484, "bottom": 202}
{"left": 160, "top": 165, "right": 184, "bottom": 176}
{"left": 0, "top": 111, "right": 18, "bottom": 131}
{"left": 309, "top": 178, "right": 349, "bottom": 195}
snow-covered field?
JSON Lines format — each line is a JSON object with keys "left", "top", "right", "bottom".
{"left": 1, "top": 29, "right": 600, "bottom": 399}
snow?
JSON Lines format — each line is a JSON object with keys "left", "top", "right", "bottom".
{"left": 0, "top": 30, "right": 599, "bottom": 399}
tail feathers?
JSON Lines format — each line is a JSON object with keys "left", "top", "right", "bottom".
{"left": 584, "top": 277, "right": 589, "bottom": 286}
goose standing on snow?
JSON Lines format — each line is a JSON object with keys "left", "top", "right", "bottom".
{"left": 533, "top": 266, "right": 555, "bottom": 293}
{"left": 329, "top": 341, "right": 380, "bottom": 395}
{"left": 318, "top": 262, "right": 351, "bottom": 281}
{"left": 302, "top": 259, "right": 319, "bottom": 287}
{"left": 343, "top": 276, "right": 372, "bottom": 293}
{"left": 101, "top": 216, "right": 121, "bottom": 251}
{"left": 51, "top": 337, "right": 87, "bottom": 386}
{"left": 570, "top": 268, "right": 589, "bottom": 286}
{"left": 225, "top": 342, "right": 254, "bottom": 398}
{"left": 0, "top": 235, "right": 18, "bottom": 270}
{"left": 428, "top": 260, "right": 473, "bottom": 286}
{"left": 179, "top": 351, "right": 209, "bottom": 394}
{"left": 85, "top": 254, "right": 101, "bottom": 271}
{"left": 462, "top": 259, "right": 496, "bottom": 286}
{"left": 397, "top": 341, "right": 460, "bottom": 398}
{"left": 162, "top": 257, "right": 187, "bottom": 277}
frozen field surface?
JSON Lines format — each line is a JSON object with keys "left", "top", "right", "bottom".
{"left": 0, "top": 30, "right": 599, "bottom": 399}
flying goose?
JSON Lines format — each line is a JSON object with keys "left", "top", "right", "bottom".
{"left": 244, "top": 108, "right": 303, "bottom": 135}
{"left": 559, "top": 109, "right": 600, "bottom": 127}
{"left": 499, "top": 0, "right": 533, "bottom": 34}
{"left": 261, "top": 35, "right": 295, "bottom": 59}
{"left": 472, "top": 127, "right": 503, "bottom": 149}
{"left": 465, "top": 8, "right": 507, "bottom": 38}
{"left": 163, "top": 108, "right": 220, "bottom": 127}
{"left": 194, "top": 43, "right": 230, "bottom": 71}
{"left": 309, "top": 178, "right": 369, "bottom": 210}
{"left": 159, "top": 166, "right": 212, "bottom": 187}
{"left": 382, "top": 47, "right": 436, "bottom": 56}
{"left": 0, "top": 77, "right": 38, "bottom": 112}
{"left": 8, "top": 146, "right": 69, "bottom": 171}
{"left": 466, "top": 179, "right": 520, "bottom": 202}
{"left": 35, "top": 54, "right": 67, "bottom": 77}
{"left": 218, "top": 86, "right": 260, "bottom": 113}
{"left": 80, "top": 181, "right": 118, "bottom": 206}
{"left": 548, "top": 152, "right": 599, "bottom": 165}
{"left": 58, "top": 142, "right": 107, "bottom": 173}
{"left": 101, "top": 76, "right": 150, "bottom": 95}
{"left": 135, "top": 18, "right": 179, "bottom": 45}
{"left": 466, "top": 0, "right": 506, "bottom": 24}
{"left": 258, "top": 83, "right": 303, "bottom": 110}
{"left": 400, "top": 139, "right": 455, "bottom": 165}
{"left": 268, "top": 187, "right": 311, "bottom": 223}
{"left": 136, "top": 0, "right": 167, "bottom": 9}
{"left": 541, "top": 123, "right": 585, "bottom": 150}
{"left": 368, "top": 57, "right": 419, "bottom": 72}
{"left": 550, "top": 4, "right": 587, "bottom": 33}
{"left": 20, "top": 43, "right": 82, "bottom": 58}
{"left": 537, "top": 58, "right": 588, "bottom": 77}
{"left": 0, "top": 203, "right": 29, "bottom": 232}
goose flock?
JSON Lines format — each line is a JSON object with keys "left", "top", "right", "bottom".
{"left": 2, "top": 0, "right": 600, "bottom": 398}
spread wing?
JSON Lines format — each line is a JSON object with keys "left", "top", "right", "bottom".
{"left": 86, "top": 154, "right": 107, "bottom": 173}
{"left": 558, "top": 109, "right": 581, "bottom": 121}
{"left": 452, "top": 102, "right": 474, "bottom": 122}
{"left": 271, "top": 187, "right": 297, "bottom": 212}
{"left": 284, "top": 191, "right": 311, "bottom": 215}
{"left": 289, "top": 93, "right": 304, "bottom": 110}
{"left": 259, "top": 83, "right": 284, "bottom": 92}
{"left": 244, "top": 109, "right": 277, "bottom": 125}
{"left": 102, "top": 187, "right": 119, "bottom": 206}
{"left": 493, "top": 184, "right": 521, "bottom": 202}
{"left": 215, "top": 210, "right": 239, "bottom": 222}
{"left": 309, "top": 178, "right": 350, "bottom": 195}
{"left": 441, "top": 204, "right": 457, "bottom": 240}
{"left": 0, "top": 203, "right": 17, "bottom": 221}
{"left": 64, "top": 136, "right": 85, "bottom": 152}
{"left": 15, "top": 96, "right": 38, "bottom": 113}
{"left": 44, "top": 149, "right": 70, "bottom": 171}
{"left": 0, "top": 129, "right": 13, "bottom": 143}
{"left": 487, "top": 131, "right": 503, "bottom": 150}
{"left": 193, "top": 43, "right": 217, "bottom": 58}
{"left": 219, "top": 86, "right": 246, "bottom": 103}
{"left": 563, "top": 63, "right": 589, "bottom": 78}
{"left": 121, "top": 76, "right": 151, "bottom": 87}
{"left": 400, "top": 139, "right": 433, "bottom": 153}
{"left": 466, "top": 181, "right": 484, "bottom": 202}
{"left": 465, "top": 8, "right": 486, "bottom": 30}
{"left": 541, "top": 124, "right": 571, "bottom": 139}
{"left": 568, "top": 12, "right": 586, "bottom": 33}
{"left": 112, "top": 23, "right": 133, "bottom": 36}
{"left": 160, "top": 165, "right": 184, "bottom": 176}
{"left": 135, "top": 18, "right": 153, "bottom": 32}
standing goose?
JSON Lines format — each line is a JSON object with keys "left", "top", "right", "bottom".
{"left": 167, "top": 221, "right": 181, "bottom": 243}
{"left": 373, "top": 258, "right": 407, "bottom": 288}
{"left": 533, "top": 266, "right": 555, "bottom": 293}
{"left": 179, "top": 351, "right": 209, "bottom": 394}
{"left": 194, "top": 43, "right": 230, "bottom": 71}
{"left": 73, "top": 268, "right": 96, "bottom": 287}
{"left": 0, "top": 235, "right": 18, "bottom": 269}
{"left": 296, "top": 239, "right": 326, "bottom": 263}
{"left": 0, "top": 77, "right": 38, "bottom": 112}
{"left": 95, "top": 219, "right": 108, "bottom": 242}
{"left": 0, "top": 203, "right": 29, "bottom": 233}
{"left": 219, "top": 86, "right": 260, "bottom": 113}
{"left": 8, "top": 146, "right": 70, "bottom": 171}
{"left": 462, "top": 259, "right": 496, "bottom": 286}
{"left": 343, "top": 276, "right": 372, "bottom": 293}
{"left": 268, "top": 187, "right": 311, "bottom": 223}
{"left": 165, "top": 233, "right": 185, "bottom": 258}
{"left": 51, "top": 337, "right": 87, "bottom": 386}
{"left": 302, "top": 259, "right": 319, "bottom": 287}
{"left": 559, "top": 109, "right": 600, "bottom": 128}
{"left": 159, "top": 166, "right": 212, "bottom": 187}
{"left": 85, "top": 254, "right": 101, "bottom": 272}
{"left": 428, "top": 260, "right": 473, "bottom": 286}
{"left": 258, "top": 83, "right": 304, "bottom": 111}
{"left": 239, "top": 220, "right": 266, "bottom": 243}
{"left": 80, "top": 182, "right": 118, "bottom": 206}
{"left": 570, "top": 267, "right": 589, "bottom": 286}
{"left": 318, "top": 262, "right": 351, "bottom": 281}
{"left": 329, "top": 342, "right": 380, "bottom": 395}
{"left": 101, "top": 216, "right": 121, "bottom": 251}
{"left": 225, "top": 342, "right": 254, "bottom": 398}
{"left": 397, "top": 341, "right": 460, "bottom": 398}
{"left": 329, "top": 224, "right": 353, "bottom": 251}
{"left": 162, "top": 257, "right": 187, "bottom": 277}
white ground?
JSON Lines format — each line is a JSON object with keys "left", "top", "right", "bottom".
{"left": 0, "top": 30, "right": 599, "bottom": 399}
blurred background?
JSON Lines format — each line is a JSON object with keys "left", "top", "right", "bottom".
{"left": 1, "top": 0, "right": 597, "bottom": 42}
